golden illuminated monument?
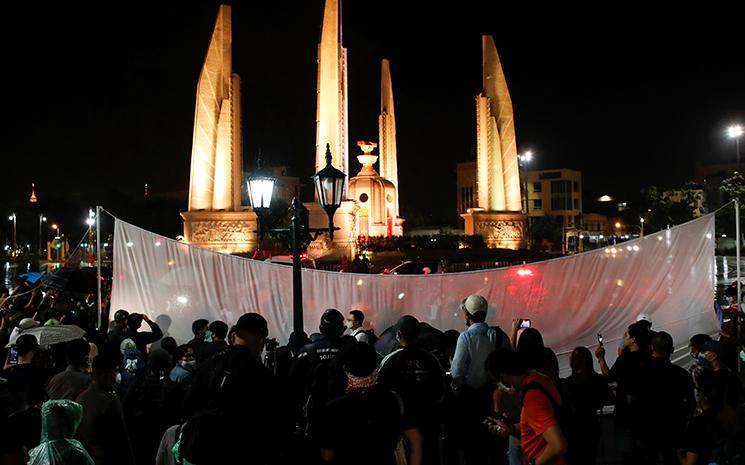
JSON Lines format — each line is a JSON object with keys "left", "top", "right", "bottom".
{"left": 461, "top": 36, "right": 526, "bottom": 249}
{"left": 181, "top": 5, "right": 257, "bottom": 254}
{"left": 377, "top": 59, "right": 402, "bottom": 227}
{"left": 306, "top": 0, "right": 359, "bottom": 259}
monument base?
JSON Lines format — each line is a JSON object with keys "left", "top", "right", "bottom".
{"left": 461, "top": 209, "right": 526, "bottom": 249}
{"left": 181, "top": 210, "right": 257, "bottom": 254}
{"left": 305, "top": 200, "right": 359, "bottom": 260}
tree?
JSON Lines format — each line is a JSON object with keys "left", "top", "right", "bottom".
{"left": 718, "top": 172, "right": 745, "bottom": 238}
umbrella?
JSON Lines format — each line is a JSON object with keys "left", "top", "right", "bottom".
{"left": 374, "top": 322, "right": 446, "bottom": 357}
{"left": 41, "top": 267, "right": 100, "bottom": 294}
{"left": 6, "top": 324, "right": 86, "bottom": 349}
{"left": 19, "top": 272, "right": 44, "bottom": 284}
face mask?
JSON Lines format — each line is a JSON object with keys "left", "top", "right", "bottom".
{"left": 115, "top": 372, "right": 122, "bottom": 385}
{"left": 345, "top": 321, "right": 354, "bottom": 329}
{"left": 180, "top": 360, "right": 196, "bottom": 370}
{"left": 740, "top": 351, "right": 745, "bottom": 363}
{"left": 204, "top": 330, "right": 213, "bottom": 341}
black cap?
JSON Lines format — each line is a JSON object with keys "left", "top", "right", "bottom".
{"left": 321, "top": 309, "right": 344, "bottom": 326}
{"left": 14, "top": 334, "right": 39, "bottom": 356}
{"left": 235, "top": 313, "right": 269, "bottom": 337}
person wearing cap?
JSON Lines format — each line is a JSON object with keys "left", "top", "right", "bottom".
{"left": 2, "top": 333, "right": 45, "bottom": 407}
{"left": 450, "top": 294, "right": 509, "bottom": 465}
{"left": 288, "top": 309, "right": 349, "bottom": 438}
{"left": 702, "top": 339, "right": 744, "bottom": 411}
{"left": 378, "top": 315, "right": 444, "bottom": 465}
{"left": 76, "top": 353, "right": 136, "bottom": 465}
{"left": 182, "top": 313, "right": 284, "bottom": 463}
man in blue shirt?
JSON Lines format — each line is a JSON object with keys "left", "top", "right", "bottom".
{"left": 449, "top": 294, "right": 509, "bottom": 465}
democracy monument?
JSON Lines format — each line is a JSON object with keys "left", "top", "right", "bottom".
{"left": 181, "top": 2, "right": 525, "bottom": 256}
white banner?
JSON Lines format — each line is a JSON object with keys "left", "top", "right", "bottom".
{"left": 112, "top": 215, "right": 718, "bottom": 374}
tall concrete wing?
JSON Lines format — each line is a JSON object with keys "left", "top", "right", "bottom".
{"left": 378, "top": 59, "right": 398, "bottom": 214}
{"left": 483, "top": 36, "right": 520, "bottom": 211}
{"left": 476, "top": 94, "right": 505, "bottom": 211}
{"left": 187, "top": 5, "right": 242, "bottom": 212}
{"left": 316, "top": 0, "right": 348, "bottom": 191}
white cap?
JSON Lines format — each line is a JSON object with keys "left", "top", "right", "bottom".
{"left": 636, "top": 313, "right": 651, "bottom": 323}
{"left": 463, "top": 294, "right": 488, "bottom": 315}
{"left": 18, "top": 318, "right": 39, "bottom": 330}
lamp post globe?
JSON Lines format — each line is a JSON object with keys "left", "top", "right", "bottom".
{"left": 312, "top": 144, "right": 346, "bottom": 239}
{"left": 246, "top": 153, "right": 277, "bottom": 238}
{"left": 728, "top": 124, "right": 743, "bottom": 172}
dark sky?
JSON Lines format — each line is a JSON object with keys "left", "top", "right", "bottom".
{"left": 2, "top": 1, "right": 744, "bottom": 233}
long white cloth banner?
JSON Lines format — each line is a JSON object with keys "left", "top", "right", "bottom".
{"left": 112, "top": 214, "right": 718, "bottom": 373}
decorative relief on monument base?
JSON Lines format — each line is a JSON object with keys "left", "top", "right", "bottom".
{"left": 461, "top": 210, "right": 527, "bottom": 250}
{"left": 181, "top": 211, "right": 257, "bottom": 254}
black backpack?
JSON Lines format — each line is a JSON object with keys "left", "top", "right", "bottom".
{"left": 521, "top": 381, "right": 576, "bottom": 461}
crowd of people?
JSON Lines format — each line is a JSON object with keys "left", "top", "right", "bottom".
{"left": 2, "top": 279, "right": 745, "bottom": 465}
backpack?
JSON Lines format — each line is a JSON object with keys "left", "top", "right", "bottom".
{"left": 178, "top": 349, "right": 254, "bottom": 462}
{"left": 359, "top": 329, "right": 378, "bottom": 346}
{"left": 521, "top": 381, "right": 576, "bottom": 461}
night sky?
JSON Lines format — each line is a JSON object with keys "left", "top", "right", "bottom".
{"left": 2, "top": 1, "right": 744, "bottom": 239}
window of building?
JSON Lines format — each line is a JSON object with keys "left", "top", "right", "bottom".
{"left": 533, "top": 199, "right": 542, "bottom": 209}
{"left": 573, "top": 198, "right": 579, "bottom": 209}
{"left": 533, "top": 182, "right": 542, "bottom": 193}
{"left": 573, "top": 181, "right": 579, "bottom": 193}
{"left": 550, "top": 180, "right": 572, "bottom": 211}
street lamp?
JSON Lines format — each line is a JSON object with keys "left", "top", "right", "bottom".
{"left": 728, "top": 125, "right": 743, "bottom": 172}
{"left": 518, "top": 150, "right": 534, "bottom": 248}
{"left": 38, "top": 214, "right": 47, "bottom": 256}
{"left": 640, "top": 217, "right": 645, "bottom": 237}
{"left": 7, "top": 213, "right": 16, "bottom": 253}
{"left": 312, "top": 145, "right": 347, "bottom": 239}
{"left": 51, "top": 223, "right": 60, "bottom": 237}
{"left": 246, "top": 152, "right": 276, "bottom": 240}
{"left": 248, "top": 144, "right": 346, "bottom": 335}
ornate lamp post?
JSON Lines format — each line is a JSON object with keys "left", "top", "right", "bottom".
{"left": 247, "top": 144, "right": 346, "bottom": 335}
{"left": 246, "top": 152, "right": 277, "bottom": 240}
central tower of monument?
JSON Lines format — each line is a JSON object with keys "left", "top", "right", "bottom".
{"left": 461, "top": 36, "right": 526, "bottom": 249}
{"left": 306, "top": 0, "right": 358, "bottom": 259}
{"left": 181, "top": 5, "right": 256, "bottom": 254}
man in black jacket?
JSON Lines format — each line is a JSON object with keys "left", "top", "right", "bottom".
{"left": 182, "top": 313, "right": 286, "bottom": 464}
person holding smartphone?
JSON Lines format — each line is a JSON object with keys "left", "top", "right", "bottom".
{"left": 2, "top": 334, "right": 44, "bottom": 406}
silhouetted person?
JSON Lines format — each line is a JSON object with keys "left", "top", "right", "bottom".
{"left": 123, "top": 313, "right": 162, "bottom": 357}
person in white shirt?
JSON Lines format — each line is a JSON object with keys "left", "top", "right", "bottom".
{"left": 345, "top": 310, "right": 369, "bottom": 343}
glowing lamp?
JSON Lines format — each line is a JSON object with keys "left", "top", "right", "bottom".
{"left": 312, "top": 144, "right": 346, "bottom": 239}
{"left": 728, "top": 125, "right": 743, "bottom": 139}
{"left": 516, "top": 268, "right": 533, "bottom": 277}
{"left": 246, "top": 154, "right": 276, "bottom": 214}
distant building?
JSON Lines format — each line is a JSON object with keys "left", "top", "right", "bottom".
{"left": 526, "top": 169, "right": 582, "bottom": 228}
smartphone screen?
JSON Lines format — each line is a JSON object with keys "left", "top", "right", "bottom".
{"left": 8, "top": 346, "right": 19, "bottom": 365}
{"left": 597, "top": 333, "right": 603, "bottom": 344}
{"left": 520, "top": 320, "right": 531, "bottom": 329}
